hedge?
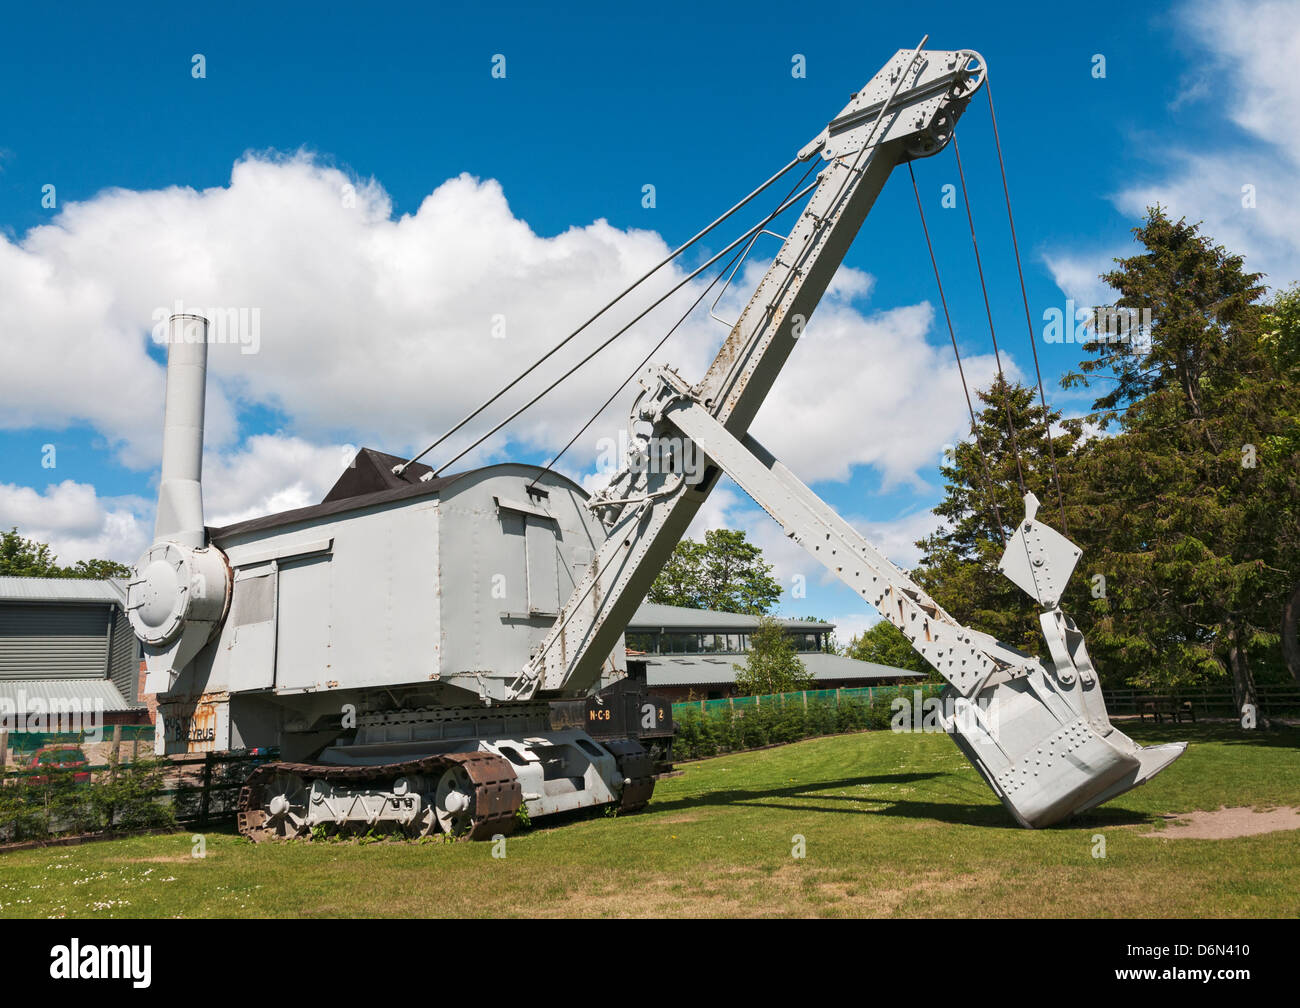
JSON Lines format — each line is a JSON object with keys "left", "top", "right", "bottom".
{"left": 0, "top": 758, "right": 176, "bottom": 844}
{"left": 672, "top": 693, "right": 905, "bottom": 761}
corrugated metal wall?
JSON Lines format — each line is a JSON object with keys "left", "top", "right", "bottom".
{"left": 0, "top": 603, "right": 111, "bottom": 679}
{"left": 108, "top": 607, "right": 139, "bottom": 702}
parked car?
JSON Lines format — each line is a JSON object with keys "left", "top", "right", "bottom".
{"left": 25, "top": 745, "right": 91, "bottom": 784}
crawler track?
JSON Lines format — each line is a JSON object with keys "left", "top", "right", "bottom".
{"left": 237, "top": 750, "right": 522, "bottom": 842}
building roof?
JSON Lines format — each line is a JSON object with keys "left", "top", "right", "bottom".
{"left": 629, "top": 602, "right": 832, "bottom": 632}
{"left": 0, "top": 576, "right": 126, "bottom": 606}
{"left": 0, "top": 678, "right": 140, "bottom": 713}
{"left": 211, "top": 456, "right": 588, "bottom": 541}
{"left": 639, "top": 651, "right": 924, "bottom": 687}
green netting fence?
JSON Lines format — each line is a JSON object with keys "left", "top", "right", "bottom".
{"left": 6, "top": 725, "right": 155, "bottom": 755}
{"left": 670, "top": 683, "right": 947, "bottom": 760}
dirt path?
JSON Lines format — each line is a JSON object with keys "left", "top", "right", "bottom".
{"left": 1142, "top": 806, "right": 1300, "bottom": 839}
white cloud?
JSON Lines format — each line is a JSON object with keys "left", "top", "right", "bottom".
{"left": 844, "top": 508, "right": 945, "bottom": 573}
{"left": 2, "top": 157, "right": 737, "bottom": 476}
{"left": 1, "top": 152, "right": 1019, "bottom": 571}
{"left": 0, "top": 480, "right": 151, "bottom": 566}
{"left": 1, "top": 153, "right": 1007, "bottom": 487}
{"left": 1186, "top": 0, "right": 1300, "bottom": 164}
{"left": 712, "top": 259, "right": 1009, "bottom": 488}
{"left": 1046, "top": 0, "right": 1300, "bottom": 303}
{"left": 0, "top": 435, "right": 358, "bottom": 564}
{"left": 826, "top": 265, "right": 875, "bottom": 301}
{"left": 752, "top": 299, "right": 1008, "bottom": 487}
{"left": 202, "top": 434, "right": 356, "bottom": 528}
{"left": 1042, "top": 250, "right": 1121, "bottom": 314}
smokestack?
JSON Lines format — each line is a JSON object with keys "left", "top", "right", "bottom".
{"left": 154, "top": 314, "right": 209, "bottom": 548}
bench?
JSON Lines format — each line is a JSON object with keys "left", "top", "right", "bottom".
{"left": 1137, "top": 696, "right": 1196, "bottom": 724}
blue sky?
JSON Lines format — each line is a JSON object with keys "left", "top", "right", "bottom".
{"left": 1, "top": 0, "right": 1295, "bottom": 643}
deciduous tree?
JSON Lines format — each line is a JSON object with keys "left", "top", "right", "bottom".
{"left": 733, "top": 615, "right": 813, "bottom": 696}
{"left": 648, "top": 528, "right": 782, "bottom": 615}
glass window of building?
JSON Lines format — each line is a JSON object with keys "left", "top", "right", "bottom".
{"left": 625, "top": 632, "right": 658, "bottom": 653}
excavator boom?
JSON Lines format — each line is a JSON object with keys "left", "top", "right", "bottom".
{"left": 516, "top": 41, "right": 986, "bottom": 699}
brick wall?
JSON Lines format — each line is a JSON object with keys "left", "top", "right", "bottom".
{"left": 136, "top": 660, "right": 158, "bottom": 725}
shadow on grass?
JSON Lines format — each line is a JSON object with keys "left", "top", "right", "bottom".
{"left": 527, "top": 773, "right": 981, "bottom": 834}
{"left": 187, "top": 820, "right": 243, "bottom": 837}
{"left": 646, "top": 772, "right": 943, "bottom": 813}
{"left": 1119, "top": 721, "right": 1300, "bottom": 750}
{"left": 638, "top": 770, "right": 1155, "bottom": 830}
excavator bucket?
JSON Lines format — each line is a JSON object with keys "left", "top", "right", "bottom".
{"left": 940, "top": 495, "right": 1186, "bottom": 827}
{"left": 943, "top": 675, "right": 1187, "bottom": 828}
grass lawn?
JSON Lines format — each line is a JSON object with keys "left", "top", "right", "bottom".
{"left": 2, "top": 721, "right": 1298, "bottom": 918}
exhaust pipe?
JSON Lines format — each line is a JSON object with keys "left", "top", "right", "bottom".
{"left": 154, "top": 314, "right": 209, "bottom": 548}
{"left": 128, "top": 312, "right": 230, "bottom": 701}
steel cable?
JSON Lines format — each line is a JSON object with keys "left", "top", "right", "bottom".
{"left": 427, "top": 170, "right": 823, "bottom": 479}
{"left": 908, "top": 161, "right": 1007, "bottom": 547}
{"left": 525, "top": 156, "right": 826, "bottom": 492}
{"left": 393, "top": 156, "right": 804, "bottom": 476}
{"left": 985, "top": 78, "right": 1070, "bottom": 533}
{"left": 953, "top": 132, "right": 1028, "bottom": 498}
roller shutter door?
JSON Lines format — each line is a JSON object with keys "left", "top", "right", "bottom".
{"left": 0, "top": 603, "right": 110, "bottom": 679}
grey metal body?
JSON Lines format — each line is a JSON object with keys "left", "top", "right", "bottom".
{"left": 135, "top": 438, "right": 636, "bottom": 821}
{"left": 130, "top": 312, "right": 634, "bottom": 822}
{"left": 142, "top": 460, "right": 619, "bottom": 753}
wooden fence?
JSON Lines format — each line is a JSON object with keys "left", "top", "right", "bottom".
{"left": 0, "top": 735, "right": 276, "bottom": 843}
{"left": 159, "top": 750, "right": 276, "bottom": 827}
{"left": 1102, "top": 684, "right": 1300, "bottom": 720}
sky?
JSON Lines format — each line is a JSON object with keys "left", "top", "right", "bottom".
{"left": 1, "top": 0, "right": 1296, "bottom": 645}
